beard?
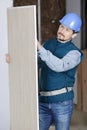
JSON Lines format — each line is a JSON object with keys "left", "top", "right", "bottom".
{"left": 57, "top": 32, "right": 65, "bottom": 41}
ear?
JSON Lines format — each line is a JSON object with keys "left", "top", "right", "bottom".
{"left": 72, "top": 33, "right": 77, "bottom": 39}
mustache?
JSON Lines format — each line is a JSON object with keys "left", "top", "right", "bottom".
{"left": 58, "top": 32, "right": 65, "bottom": 37}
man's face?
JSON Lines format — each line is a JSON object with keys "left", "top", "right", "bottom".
{"left": 57, "top": 24, "right": 76, "bottom": 42}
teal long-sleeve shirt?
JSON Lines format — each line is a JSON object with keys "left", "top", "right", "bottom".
{"left": 38, "top": 44, "right": 81, "bottom": 72}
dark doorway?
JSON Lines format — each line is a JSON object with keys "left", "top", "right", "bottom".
{"left": 81, "top": 0, "right": 87, "bottom": 49}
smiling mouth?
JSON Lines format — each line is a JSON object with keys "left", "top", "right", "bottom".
{"left": 57, "top": 33, "right": 65, "bottom": 41}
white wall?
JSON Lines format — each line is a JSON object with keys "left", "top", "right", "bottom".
{"left": 66, "top": 0, "right": 81, "bottom": 104}
{"left": 0, "top": 1, "right": 13, "bottom": 130}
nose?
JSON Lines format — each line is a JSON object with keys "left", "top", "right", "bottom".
{"left": 61, "top": 28, "right": 66, "bottom": 33}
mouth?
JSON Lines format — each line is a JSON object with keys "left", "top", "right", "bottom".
{"left": 57, "top": 32, "right": 65, "bottom": 41}
{"left": 58, "top": 32, "right": 65, "bottom": 37}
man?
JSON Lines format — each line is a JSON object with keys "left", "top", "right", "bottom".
{"left": 37, "top": 13, "right": 84, "bottom": 130}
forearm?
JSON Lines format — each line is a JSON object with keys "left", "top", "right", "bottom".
{"left": 38, "top": 46, "right": 81, "bottom": 72}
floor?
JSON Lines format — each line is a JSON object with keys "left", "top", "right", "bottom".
{"left": 50, "top": 125, "right": 87, "bottom": 130}
{"left": 50, "top": 107, "right": 87, "bottom": 130}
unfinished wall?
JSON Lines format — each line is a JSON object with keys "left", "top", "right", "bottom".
{"left": 41, "top": 0, "right": 65, "bottom": 43}
{"left": 13, "top": 0, "right": 65, "bottom": 43}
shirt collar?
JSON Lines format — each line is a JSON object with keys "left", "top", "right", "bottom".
{"left": 57, "top": 38, "right": 71, "bottom": 43}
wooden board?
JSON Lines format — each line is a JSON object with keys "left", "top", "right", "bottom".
{"left": 77, "top": 50, "right": 87, "bottom": 112}
{"left": 77, "top": 63, "right": 83, "bottom": 110}
{"left": 81, "top": 50, "right": 87, "bottom": 112}
{"left": 7, "top": 6, "right": 39, "bottom": 130}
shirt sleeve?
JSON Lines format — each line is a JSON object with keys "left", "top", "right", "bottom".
{"left": 38, "top": 46, "right": 81, "bottom": 72}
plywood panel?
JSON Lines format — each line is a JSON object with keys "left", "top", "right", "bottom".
{"left": 7, "top": 6, "right": 39, "bottom": 130}
{"left": 77, "top": 64, "right": 82, "bottom": 110}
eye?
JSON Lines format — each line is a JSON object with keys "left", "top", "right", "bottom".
{"left": 66, "top": 27, "right": 73, "bottom": 33}
{"left": 59, "top": 25, "right": 64, "bottom": 29}
{"left": 60, "top": 25, "right": 64, "bottom": 28}
{"left": 66, "top": 28, "right": 69, "bottom": 31}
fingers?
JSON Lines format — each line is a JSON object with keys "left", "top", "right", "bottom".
{"left": 5, "top": 54, "right": 10, "bottom": 63}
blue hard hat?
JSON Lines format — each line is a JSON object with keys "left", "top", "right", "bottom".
{"left": 59, "top": 13, "right": 82, "bottom": 32}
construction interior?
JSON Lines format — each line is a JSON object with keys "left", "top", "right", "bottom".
{"left": 0, "top": 0, "right": 87, "bottom": 130}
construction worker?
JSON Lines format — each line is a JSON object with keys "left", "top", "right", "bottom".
{"left": 37, "top": 13, "right": 84, "bottom": 130}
